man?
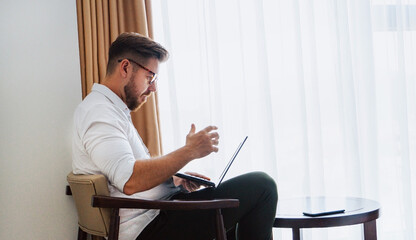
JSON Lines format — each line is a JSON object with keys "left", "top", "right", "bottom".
{"left": 72, "top": 32, "right": 277, "bottom": 240}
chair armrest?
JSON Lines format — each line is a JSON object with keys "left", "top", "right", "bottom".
{"left": 92, "top": 195, "right": 239, "bottom": 210}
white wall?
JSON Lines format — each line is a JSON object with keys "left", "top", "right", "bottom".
{"left": 0, "top": 1, "right": 81, "bottom": 239}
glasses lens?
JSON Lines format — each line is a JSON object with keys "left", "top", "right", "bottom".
{"left": 150, "top": 75, "right": 158, "bottom": 85}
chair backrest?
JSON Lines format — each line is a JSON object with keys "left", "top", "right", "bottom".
{"left": 67, "top": 173, "right": 111, "bottom": 237}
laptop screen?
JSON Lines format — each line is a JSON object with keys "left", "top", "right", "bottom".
{"left": 217, "top": 136, "right": 248, "bottom": 186}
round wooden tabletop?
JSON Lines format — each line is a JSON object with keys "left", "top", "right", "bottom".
{"left": 274, "top": 197, "right": 380, "bottom": 229}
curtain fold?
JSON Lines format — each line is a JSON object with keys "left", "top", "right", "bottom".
{"left": 76, "top": 0, "right": 163, "bottom": 156}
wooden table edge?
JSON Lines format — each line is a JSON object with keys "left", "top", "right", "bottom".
{"left": 274, "top": 207, "right": 380, "bottom": 229}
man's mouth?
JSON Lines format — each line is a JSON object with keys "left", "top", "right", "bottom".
{"left": 140, "top": 92, "right": 151, "bottom": 101}
{"left": 143, "top": 90, "right": 152, "bottom": 97}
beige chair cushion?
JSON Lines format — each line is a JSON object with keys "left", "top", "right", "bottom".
{"left": 67, "top": 173, "right": 111, "bottom": 237}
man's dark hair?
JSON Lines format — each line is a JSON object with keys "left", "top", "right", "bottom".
{"left": 106, "top": 32, "right": 169, "bottom": 75}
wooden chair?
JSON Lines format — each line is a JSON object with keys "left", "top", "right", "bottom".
{"left": 66, "top": 173, "right": 239, "bottom": 240}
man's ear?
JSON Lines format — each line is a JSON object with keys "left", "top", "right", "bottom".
{"left": 119, "top": 59, "right": 129, "bottom": 78}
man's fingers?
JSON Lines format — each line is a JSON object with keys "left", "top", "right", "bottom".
{"left": 209, "top": 132, "right": 219, "bottom": 140}
{"left": 184, "top": 181, "right": 192, "bottom": 191}
{"left": 189, "top": 124, "right": 196, "bottom": 134}
{"left": 202, "top": 125, "right": 218, "bottom": 133}
{"left": 189, "top": 181, "right": 199, "bottom": 189}
{"left": 185, "top": 124, "right": 220, "bottom": 159}
{"left": 185, "top": 171, "right": 211, "bottom": 180}
{"left": 183, "top": 179, "right": 199, "bottom": 192}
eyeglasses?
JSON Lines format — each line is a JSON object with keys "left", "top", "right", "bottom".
{"left": 118, "top": 58, "right": 158, "bottom": 85}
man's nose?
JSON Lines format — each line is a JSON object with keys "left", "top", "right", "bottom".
{"left": 149, "top": 82, "right": 157, "bottom": 92}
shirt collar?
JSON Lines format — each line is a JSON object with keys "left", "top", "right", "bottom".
{"left": 91, "top": 83, "right": 131, "bottom": 117}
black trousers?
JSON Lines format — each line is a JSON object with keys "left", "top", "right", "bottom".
{"left": 136, "top": 172, "right": 278, "bottom": 240}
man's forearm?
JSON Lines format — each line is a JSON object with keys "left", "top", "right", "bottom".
{"left": 123, "top": 146, "right": 195, "bottom": 195}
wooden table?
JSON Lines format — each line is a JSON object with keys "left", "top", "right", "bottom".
{"left": 274, "top": 197, "right": 380, "bottom": 240}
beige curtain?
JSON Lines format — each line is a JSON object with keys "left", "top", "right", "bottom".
{"left": 76, "top": 0, "right": 163, "bottom": 156}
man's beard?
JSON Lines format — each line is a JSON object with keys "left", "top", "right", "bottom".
{"left": 125, "top": 75, "right": 141, "bottom": 111}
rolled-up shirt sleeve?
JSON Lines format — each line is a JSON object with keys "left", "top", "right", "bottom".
{"left": 81, "top": 105, "right": 136, "bottom": 192}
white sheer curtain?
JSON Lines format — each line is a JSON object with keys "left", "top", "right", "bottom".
{"left": 152, "top": 0, "right": 416, "bottom": 239}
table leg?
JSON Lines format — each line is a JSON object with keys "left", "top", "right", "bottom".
{"left": 363, "top": 220, "right": 377, "bottom": 240}
{"left": 292, "top": 228, "right": 303, "bottom": 240}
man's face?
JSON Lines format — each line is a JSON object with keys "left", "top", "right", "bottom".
{"left": 124, "top": 58, "right": 159, "bottom": 111}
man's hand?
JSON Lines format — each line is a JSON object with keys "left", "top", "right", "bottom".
{"left": 173, "top": 171, "right": 211, "bottom": 192}
{"left": 185, "top": 124, "right": 219, "bottom": 159}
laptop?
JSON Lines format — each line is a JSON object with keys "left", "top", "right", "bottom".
{"left": 175, "top": 136, "right": 248, "bottom": 188}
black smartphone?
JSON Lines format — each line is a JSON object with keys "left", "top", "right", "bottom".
{"left": 302, "top": 209, "right": 345, "bottom": 217}
{"left": 174, "top": 173, "right": 216, "bottom": 187}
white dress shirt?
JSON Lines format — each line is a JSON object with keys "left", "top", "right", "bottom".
{"left": 72, "top": 83, "right": 181, "bottom": 240}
